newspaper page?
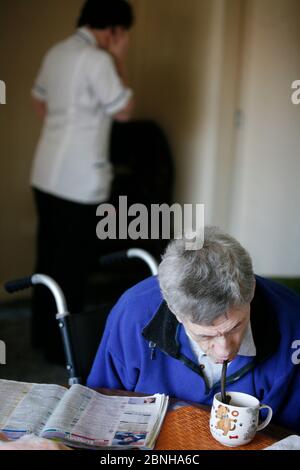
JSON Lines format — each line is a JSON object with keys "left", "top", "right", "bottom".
{"left": 0, "top": 380, "right": 67, "bottom": 440}
{"left": 41, "top": 384, "right": 168, "bottom": 449}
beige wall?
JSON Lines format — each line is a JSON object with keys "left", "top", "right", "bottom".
{"left": 130, "top": 0, "right": 228, "bottom": 204}
{"left": 230, "top": 0, "right": 300, "bottom": 276}
{"left": 130, "top": 0, "right": 246, "bottom": 224}
{"left": 131, "top": 0, "right": 300, "bottom": 276}
{"left": 0, "top": 0, "right": 83, "bottom": 300}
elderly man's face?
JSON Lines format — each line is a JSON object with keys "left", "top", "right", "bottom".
{"left": 181, "top": 305, "right": 251, "bottom": 364}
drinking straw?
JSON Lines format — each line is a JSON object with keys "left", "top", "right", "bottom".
{"left": 221, "top": 360, "right": 228, "bottom": 404}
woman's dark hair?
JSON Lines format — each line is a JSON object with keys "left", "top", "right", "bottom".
{"left": 77, "top": 0, "right": 134, "bottom": 30}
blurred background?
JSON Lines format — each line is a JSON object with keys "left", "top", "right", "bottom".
{"left": 0, "top": 0, "right": 300, "bottom": 382}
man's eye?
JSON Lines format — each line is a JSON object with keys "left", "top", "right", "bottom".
{"left": 232, "top": 323, "right": 242, "bottom": 331}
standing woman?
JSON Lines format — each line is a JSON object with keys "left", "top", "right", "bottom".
{"left": 30, "top": 0, "right": 134, "bottom": 363}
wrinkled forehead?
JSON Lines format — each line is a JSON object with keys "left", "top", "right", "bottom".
{"left": 184, "top": 305, "right": 250, "bottom": 336}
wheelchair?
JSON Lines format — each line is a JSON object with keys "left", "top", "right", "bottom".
{"left": 4, "top": 249, "right": 158, "bottom": 386}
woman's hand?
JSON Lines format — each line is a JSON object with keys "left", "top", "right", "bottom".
{"left": 108, "top": 28, "right": 130, "bottom": 62}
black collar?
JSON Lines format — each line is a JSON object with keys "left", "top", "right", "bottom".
{"left": 142, "top": 301, "right": 180, "bottom": 358}
{"left": 142, "top": 280, "right": 281, "bottom": 364}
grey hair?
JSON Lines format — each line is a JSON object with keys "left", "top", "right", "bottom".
{"left": 158, "top": 226, "right": 255, "bottom": 325}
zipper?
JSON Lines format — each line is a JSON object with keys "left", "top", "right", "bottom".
{"left": 149, "top": 342, "right": 157, "bottom": 360}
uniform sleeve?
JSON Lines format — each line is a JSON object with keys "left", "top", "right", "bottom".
{"left": 86, "top": 295, "right": 139, "bottom": 390}
{"left": 31, "top": 56, "right": 48, "bottom": 101}
{"left": 89, "top": 51, "right": 133, "bottom": 116}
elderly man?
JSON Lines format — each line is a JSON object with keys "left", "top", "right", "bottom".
{"left": 87, "top": 227, "right": 300, "bottom": 433}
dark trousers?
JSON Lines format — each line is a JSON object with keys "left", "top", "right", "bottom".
{"left": 31, "top": 188, "right": 99, "bottom": 362}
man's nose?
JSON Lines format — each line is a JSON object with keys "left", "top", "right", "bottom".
{"left": 214, "top": 335, "right": 232, "bottom": 357}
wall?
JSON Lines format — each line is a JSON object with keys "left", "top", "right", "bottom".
{"left": 131, "top": 0, "right": 300, "bottom": 276}
{"left": 0, "top": 0, "right": 83, "bottom": 300}
{"left": 229, "top": 0, "right": 300, "bottom": 276}
{"left": 130, "top": 0, "right": 226, "bottom": 206}
{"left": 129, "top": 0, "right": 247, "bottom": 230}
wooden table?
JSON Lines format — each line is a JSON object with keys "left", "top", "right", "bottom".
{"left": 98, "top": 388, "right": 293, "bottom": 451}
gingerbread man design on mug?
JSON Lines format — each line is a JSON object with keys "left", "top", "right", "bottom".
{"left": 215, "top": 405, "right": 238, "bottom": 437}
{"left": 210, "top": 392, "right": 273, "bottom": 447}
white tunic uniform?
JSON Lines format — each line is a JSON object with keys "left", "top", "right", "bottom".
{"left": 31, "top": 27, "right": 133, "bottom": 204}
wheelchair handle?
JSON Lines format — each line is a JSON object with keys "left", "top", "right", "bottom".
{"left": 127, "top": 249, "right": 158, "bottom": 276}
{"left": 99, "top": 250, "right": 128, "bottom": 266}
{"left": 4, "top": 274, "right": 81, "bottom": 385}
{"left": 4, "top": 277, "right": 33, "bottom": 294}
{"left": 5, "top": 275, "right": 68, "bottom": 314}
{"left": 99, "top": 249, "right": 158, "bottom": 276}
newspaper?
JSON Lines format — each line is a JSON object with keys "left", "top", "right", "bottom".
{"left": 264, "top": 435, "right": 300, "bottom": 450}
{"left": 0, "top": 380, "right": 169, "bottom": 450}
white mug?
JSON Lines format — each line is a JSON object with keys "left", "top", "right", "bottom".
{"left": 210, "top": 391, "right": 273, "bottom": 447}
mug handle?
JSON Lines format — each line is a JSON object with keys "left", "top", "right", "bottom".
{"left": 257, "top": 404, "right": 273, "bottom": 431}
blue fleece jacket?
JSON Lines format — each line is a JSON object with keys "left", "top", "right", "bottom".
{"left": 87, "top": 276, "right": 300, "bottom": 433}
